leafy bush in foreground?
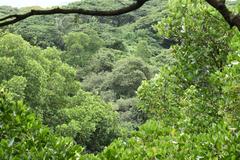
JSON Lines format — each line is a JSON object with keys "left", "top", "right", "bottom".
{"left": 99, "top": 120, "right": 240, "bottom": 160}
{"left": 0, "top": 90, "right": 83, "bottom": 159}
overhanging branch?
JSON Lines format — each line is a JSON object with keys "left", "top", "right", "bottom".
{"left": 0, "top": 0, "right": 240, "bottom": 31}
{"left": 0, "top": 0, "right": 149, "bottom": 27}
{"left": 205, "top": 0, "right": 240, "bottom": 30}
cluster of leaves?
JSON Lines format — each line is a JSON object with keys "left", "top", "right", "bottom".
{"left": 56, "top": 91, "right": 120, "bottom": 152}
{"left": 99, "top": 120, "right": 240, "bottom": 160}
{"left": 0, "top": 90, "right": 83, "bottom": 159}
{"left": 136, "top": 0, "right": 240, "bottom": 133}
{"left": 136, "top": 0, "right": 234, "bottom": 127}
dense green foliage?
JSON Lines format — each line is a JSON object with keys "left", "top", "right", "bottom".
{"left": 1, "top": 0, "right": 168, "bottom": 130}
{"left": 0, "top": 90, "right": 83, "bottom": 159}
{"left": 0, "top": 33, "right": 120, "bottom": 152}
{"left": 99, "top": 120, "right": 240, "bottom": 159}
{"left": 0, "top": 0, "right": 240, "bottom": 159}
{"left": 97, "top": 0, "right": 240, "bottom": 159}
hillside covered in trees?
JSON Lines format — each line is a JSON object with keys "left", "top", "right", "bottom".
{"left": 0, "top": 0, "right": 240, "bottom": 159}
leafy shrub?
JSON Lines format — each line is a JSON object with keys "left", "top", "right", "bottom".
{"left": 0, "top": 90, "right": 83, "bottom": 159}
{"left": 99, "top": 120, "right": 240, "bottom": 160}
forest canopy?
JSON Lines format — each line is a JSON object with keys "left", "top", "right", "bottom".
{"left": 0, "top": 0, "right": 240, "bottom": 159}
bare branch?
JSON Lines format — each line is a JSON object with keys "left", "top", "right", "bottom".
{"left": 0, "top": 0, "right": 149, "bottom": 27}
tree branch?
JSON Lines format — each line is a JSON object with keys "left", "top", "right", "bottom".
{"left": 0, "top": 0, "right": 240, "bottom": 31}
{"left": 0, "top": 0, "right": 149, "bottom": 27}
{"left": 205, "top": 0, "right": 240, "bottom": 30}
